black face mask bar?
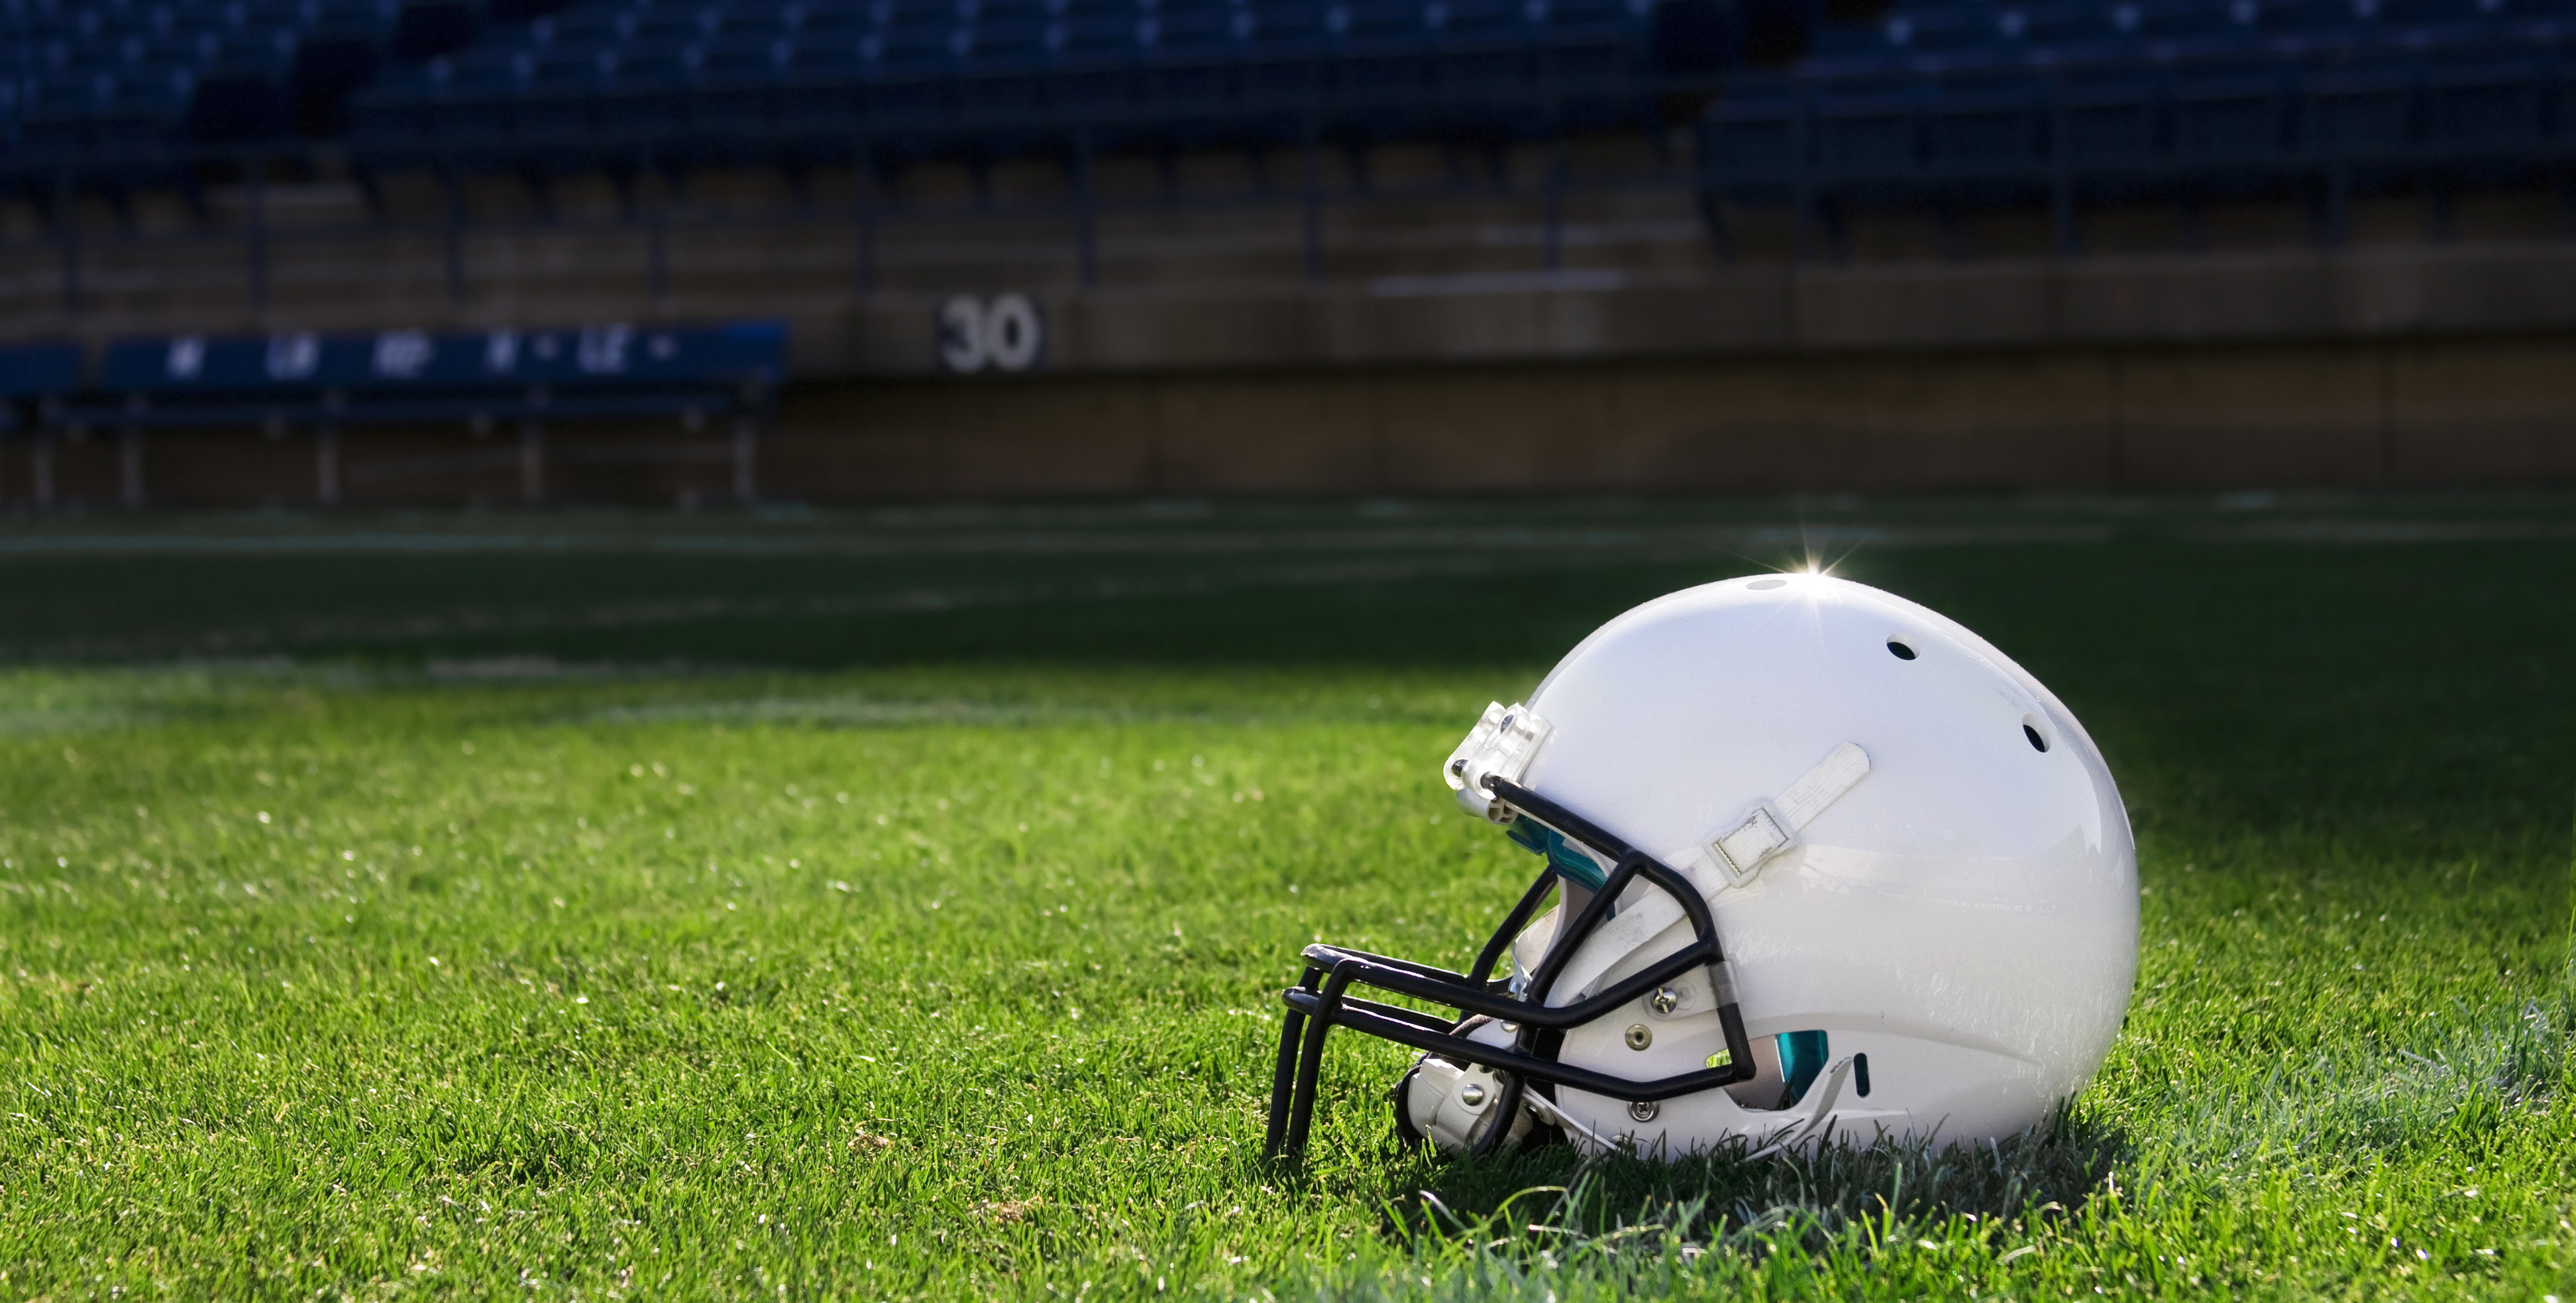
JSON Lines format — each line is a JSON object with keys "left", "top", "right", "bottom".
{"left": 1263, "top": 777, "right": 1759, "bottom": 1161}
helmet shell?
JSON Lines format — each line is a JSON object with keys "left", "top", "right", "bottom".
{"left": 1521, "top": 572, "right": 2137, "bottom": 1149}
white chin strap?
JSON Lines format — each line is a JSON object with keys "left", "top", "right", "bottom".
{"left": 1521, "top": 1088, "right": 1614, "bottom": 1151}
{"left": 1707, "top": 741, "right": 1871, "bottom": 887}
{"left": 1547, "top": 742, "right": 1870, "bottom": 1006}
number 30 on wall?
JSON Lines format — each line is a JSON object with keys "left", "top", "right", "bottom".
{"left": 937, "top": 294, "right": 1044, "bottom": 374}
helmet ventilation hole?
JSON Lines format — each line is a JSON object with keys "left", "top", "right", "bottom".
{"left": 1747, "top": 578, "right": 1788, "bottom": 590}
{"left": 2022, "top": 717, "right": 2050, "bottom": 753}
{"left": 1886, "top": 638, "right": 1916, "bottom": 660}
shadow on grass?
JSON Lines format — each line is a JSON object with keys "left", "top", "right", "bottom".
{"left": 1378, "top": 1106, "right": 2131, "bottom": 1265}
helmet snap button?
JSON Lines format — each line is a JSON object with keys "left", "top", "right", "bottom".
{"left": 1628, "top": 1100, "right": 1658, "bottom": 1123}
{"left": 1649, "top": 986, "right": 1683, "bottom": 1016}
{"left": 1623, "top": 1023, "right": 1652, "bottom": 1051}
{"left": 1458, "top": 1082, "right": 1487, "bottom": 1108}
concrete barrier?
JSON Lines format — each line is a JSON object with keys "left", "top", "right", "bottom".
{"left": 10, "top": 168, "right": 2576, "bottom": 500}
{"left": 771, "top": 333, "right": 2576, "bottom": 497}
{"left": 841, "top": 241, "right": 2576, "bottom": 373}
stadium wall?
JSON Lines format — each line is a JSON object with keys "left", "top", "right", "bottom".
{"left": 15, "top": 319, "right": 2576, "bottom": 507}
{"left": 9, "top": 168, "right": 2576, "bottom": 502}
{"left": 767, "top": 330, "right": 2576, "bottom": 497}
{"left": 837, "top": 240, "right": 2576, "bottom": 373}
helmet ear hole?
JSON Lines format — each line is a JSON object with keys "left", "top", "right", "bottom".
{"left": 1776, "top": 1030, "right": 1831, "bottom": 1108}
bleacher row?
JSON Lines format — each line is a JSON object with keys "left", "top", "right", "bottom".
{"left": 5, "top": 0, "right": 451, "bottom": 168}
{"left": 3, "top": 0, "right": 1695, "bottom": 188}
{"left": 5, "top": 0, "right": 2573, "bottom": 239}
{"left": 347, "top": 0, "right": 1674, "bottom": 170}
{"left": 1698, "top": 0, "right": 2576, "bottom": 242}
{"left": 0, "top": 321, "right": 784, "bottom": 505}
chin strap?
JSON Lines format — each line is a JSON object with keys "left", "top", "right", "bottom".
{"left": 1707, "top": 742, "right": 1872, "bottom": 888}
{"left": 1545, "top": 742, "right": 1871, "bottom": 1005}
{"left": 1522, "top": 1087, "right": 1615, "bottom": 1151}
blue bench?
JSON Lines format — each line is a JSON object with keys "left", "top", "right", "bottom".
{"left": 0, "top": 342, "right": 83, "bottom": 435}
{"left": 57, "top": 321, "right": 785, "bottom": 507}
{"left": 0, "top": 342, "right": 85, "bottom": 511}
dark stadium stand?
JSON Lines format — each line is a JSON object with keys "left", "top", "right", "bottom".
{"left": 7, "top": 0, "right": 2565, "bottom": 250}
{"left": 1697, "top": 0, "right": 2576, "bottom": 252}
{"left": 342, "top": 0, "right": 1672, "bottom": 158}
{"left": 1, "top": 0, "right": 1698, "bottom": 316}
{"left": 5, "top": 0, "right": 1682, "bottom": 189}
{"left": 5, "top": 0, "right": 426, "bottom": 187}
{"left": 0, "top": 322, "right": 783, "bottom": 505}
{"left": 7, "top": 0, "right": 2576, "bottom": 503}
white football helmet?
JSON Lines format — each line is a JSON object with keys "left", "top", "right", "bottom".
{"left": 1265, "top": 572, "right": 2137, "bottom": 1161}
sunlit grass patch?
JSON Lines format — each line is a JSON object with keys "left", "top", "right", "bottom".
{"left": 1, "top": 503, "right": 2574, "bottom": 1299}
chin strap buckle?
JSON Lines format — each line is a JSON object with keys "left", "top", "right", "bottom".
{"left": 1708, "top": 742, "right": 1871, "bottom": 887}
{"left": 1446, "top": 702, "right": 1553, "bottom": 822}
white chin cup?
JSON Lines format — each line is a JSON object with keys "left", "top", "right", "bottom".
{"left": 1404, "top": 1057, "right": 1535, "bottom": 1155}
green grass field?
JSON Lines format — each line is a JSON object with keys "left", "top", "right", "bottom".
{"left": 2, "top": 495, "right": 2572, "bottom": 1300}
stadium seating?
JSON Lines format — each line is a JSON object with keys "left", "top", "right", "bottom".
{"left": 0, "top": 341, "right": 83, "bottom": 435}
{"left": 3, "top": 0, "right": 2569, "bottom": 260}
{"left": 336, "top": 0, "right": 1673, "bottom": 177}
{"left": 2, "top": 0, "right": 451, "bottom": 191}
{"left": 0, "top": 322, "right": 783, "bottom": 505}
{"left": 1695, "top": 0, "right": 2576, "bottom": 251}
{"left": 3, "top": 0, "right": 1676, "bottom": 194}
